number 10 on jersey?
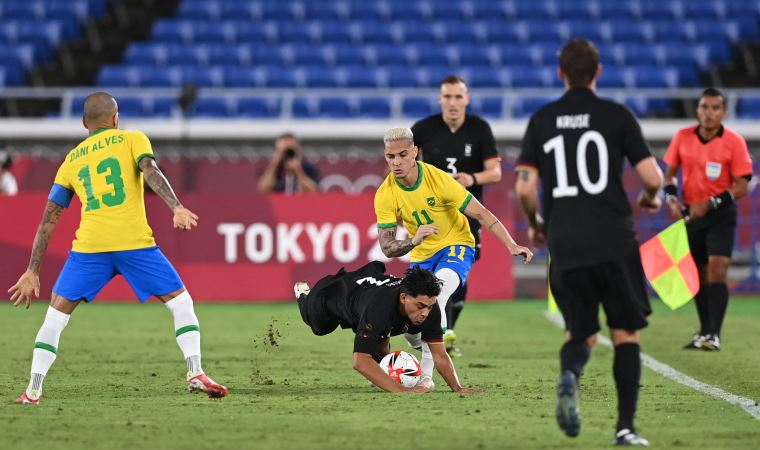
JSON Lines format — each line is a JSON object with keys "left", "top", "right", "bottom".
{"left": 543, "top": 130, "right": 609, "bottom": 198}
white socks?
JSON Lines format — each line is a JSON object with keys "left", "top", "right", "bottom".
{"left": 27, "top": 306, "right": 70, "bottom": 399}
{"left": 434, "top": 268, "right": 461, "bottom": 331}
{"left": 165, "top": 291, "right": 203, "bottom": 376}
{"left": 420, "top": 341, "right": 434, "bottom": 379}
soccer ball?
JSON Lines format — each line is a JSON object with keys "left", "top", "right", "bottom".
{"left": 379, "top": 350, "right": 422, "bottom": 388}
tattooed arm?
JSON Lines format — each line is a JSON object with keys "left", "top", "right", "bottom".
{"left": 378, "top": 225, "right": 438, "bottom": 258}
{"left": 8, "top": 201, "right": 64, "bottom": 308}
{"left": 514, "top": 166, "right": 545, "bottom": 246}
{"left": 139, "top": 157, "right": 198, "bottom": 230}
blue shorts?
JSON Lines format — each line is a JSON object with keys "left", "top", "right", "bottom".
{"left": 409, "top": 245, "right": 475, "bottom": 285}
{"left": 53, "top": 246, "right": 184, "bottom": 303}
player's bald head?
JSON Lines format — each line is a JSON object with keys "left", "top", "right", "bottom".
{"left": 83, "top": 92, "right": 118, "bottom": 125}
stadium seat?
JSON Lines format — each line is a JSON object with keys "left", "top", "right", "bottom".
{"left": 737, "top": 97, "right": 760, "bottom": 118}
{"left": 302, "top": 67, "right": 341, "bottom": 87}
{"left": 434, "top": 20, "right": 481, "bottom": 44}
{"left": 97, "top": 66, "right": 139, "bottom": 87}
{"left": 414, "top": 44, "right": 453, "bottom": 66}
{"left": 597, "top": 67, "right": 629, "bottom": 88}
{"left": 223, "top": 67, "right": 258, "bottom": 87}
{"left": 468, "top": 69, "right": 508, "bottom": 88}
{"left": 387, "top": 65, "right": 423, "bottom": 87}
{"left": 605, "top": 20, "right": 649, "bottom": 42}
{"left": 317, "top": 97, "right": 354, "bottom": 118}
{"left": 513, "top": 97, "right": 554, "bottom": 118}
{"left": 402, "top": 97, "right": 437, "bottom": 117}
{"left": 456, "top": 45, "right": 493, "bottom": 67}
{"left": 482, "top": 20, "right": 519, "bottom": 43}
{"left": 151, "top": 97, "right": 177, "bottom": 117}
{"left": 625, "top": 97, "right": 674, "bottom": 118}
{"left": 509, "top": 65, "right": 546, "bottom": 88}
{"left": 319, "top": 21, "right": 354, "bottom": 44}
{"left": 329, "top": 44, "right": 368, "bottom": 66}
{"left": 597, "top": 2, "right": 637, "bottom": 20}
{"left": 469, "top": 97, "right": 503, "bottom": 118}
{"left": 357, "top": 97, "right": 391, "bottom": 118}
{"left": 190, "top": 97, "right": 233, "bottom": 117}
{"left": 237, "top": 97, "right": 282, "bottom": 118}
{"left": 292, "top": 97, "right": 317, "bottom": 118}
{"left": 616, "top": 44, "right": 659, "bottom": 66}
{"left": 496, "top": 45, "right": 534, "bottom": 65}
{"left": 631, "top": 66, "right": 677, "bottom": 88}
{"left": 640, "top": 2, "right": 678, "bottom": 21}
{"left": 345, "top": 66, "right": 381, "bottom": 88}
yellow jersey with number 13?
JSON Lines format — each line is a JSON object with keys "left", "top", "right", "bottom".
{"left": 53, "top": 128, "right": 156, "bottom": 253}
{"left": 374, "top": 161, "right": 475, "bottom": 262}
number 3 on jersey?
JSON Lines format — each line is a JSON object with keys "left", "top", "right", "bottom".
{"left": 543, "top": 130, "right": 609, "bottom": 198}
{"left": 77, "top": 157, "right": 126, "bottom": 211}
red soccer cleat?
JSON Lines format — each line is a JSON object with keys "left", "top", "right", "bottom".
{"left": 187, "top": 373, "right": 229, "bottom": 398}
{"left": 13, "top": 393, "right": 40, "bottom": 405}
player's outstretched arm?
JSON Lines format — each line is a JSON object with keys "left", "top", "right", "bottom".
{"left": 635, "top": 156, "right": 663, "bottom": 213}
{"left": 377, "top": 225, "right": 438, "bottom": 258}
{"left": 8, "top": 200, "right": 63, "bottom": 309}
{"left": 139, "top": 157, "right": 199, "bottom": 230}
{"left": 463, "top": 197, "right": 533, "bottom": 263}
{"left": 427, "top": 341, "right": 474, "bottom": 393}
{"left": 352, "top": 352, "right": 428, "bottom": 393}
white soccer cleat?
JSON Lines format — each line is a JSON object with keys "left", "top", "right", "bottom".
{"left": 293, "top": 281, "right": 310, "bottom": 300}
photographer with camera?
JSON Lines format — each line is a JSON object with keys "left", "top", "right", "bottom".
{"left": 258, "top": 133, "right": 320, "bottom": 194}
{"left": 0, "top": 149, "right": 18, "bottom": 196}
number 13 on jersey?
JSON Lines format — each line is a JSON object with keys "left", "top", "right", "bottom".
{"left": 77, "top": 157, "right": 126, "bottom": 211}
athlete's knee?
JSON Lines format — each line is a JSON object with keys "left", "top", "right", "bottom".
{"left": 707, "top": 256, "right": 730, "bottom": 282}
{"left": 565, "top": 330, "right": 598, "bottom": 349}
{"left": 610, "top": 328, "right": 640, "bottom": 346}
{"left": 157, "top": 287, "right": 187, "bottom": 303}
{"left": 50, "top": 293, "right": 80, "bottom": 314}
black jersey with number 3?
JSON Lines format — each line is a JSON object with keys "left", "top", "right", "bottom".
{"left": 518, "top": 88, "right": 653, "bottom": 269}
{"left": 412, "top": 113, "right": 498, "bottom": 202}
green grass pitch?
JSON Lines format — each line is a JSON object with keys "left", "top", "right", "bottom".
{"left": 2, "top": 298, "right": 759, "bottom": 450}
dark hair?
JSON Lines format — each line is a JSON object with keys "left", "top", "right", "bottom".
{"left": 277, "top": 132, "right": 299, "bottom": 143}
{"left": 700, "top": 87, "right": 726, "bottom": 107}
{"left": 400, "top": 267, "right": 443, "bottom": 298}
{"left": 559, "top": 38, "right": 600, "bottom": 88}
{"left": 440, "top": 75, "right": 467, "bottom": 87}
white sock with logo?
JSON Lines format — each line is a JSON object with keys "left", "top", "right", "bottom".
{"left": 26, "top": 306, "right": 70, "bottom": 399}
{"left": 165, "top": 291, "right": 203, "bottom": 377}
{"left": 434, "top": 268, "right": 461, "bottom": 331}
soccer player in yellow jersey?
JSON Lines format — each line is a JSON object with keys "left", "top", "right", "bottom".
{"left": 7, "top": 92, "right": 227, "bottom": 404}
{"left": 374, "top": 127, "right": 532, "bottom": 387}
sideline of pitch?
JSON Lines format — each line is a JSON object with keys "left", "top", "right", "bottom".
{"left": 543, "top": 312, "right": 760, "bottom": 422}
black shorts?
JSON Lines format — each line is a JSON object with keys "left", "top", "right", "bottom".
{"left": 550, "top": 249, "right": 651, "bottom": 340}
{"left": 297, "top": 272, "right": 345, "bottom": 336}
{"left": 686, "top": 204, "right": 737, "bottom": 265}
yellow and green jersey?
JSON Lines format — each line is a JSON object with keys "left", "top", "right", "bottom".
{"left": 53, "top": 128, "right": 156, "bottom": 253}
{"left": 374, "top": 161, "right": 475, "bottom": 262}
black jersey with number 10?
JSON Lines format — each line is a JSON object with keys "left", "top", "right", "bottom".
{"left": 518, "top": 88, "right": 653, "bottom": 269}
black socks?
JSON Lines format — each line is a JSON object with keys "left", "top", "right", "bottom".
{"left": 560, "top": 340, "right": 591, "bottom": 380}
{"left": 694, "top": 288, "right": 710, "bottom": 335}
{"left": 708, "top": 283, "right": 729, "bottom": 336}
{"left": 613, "top": 343, "right": 641, "bottom": 433}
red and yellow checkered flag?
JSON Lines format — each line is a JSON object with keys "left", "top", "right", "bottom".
{"left": 639, "top": 219, "right": 699, "bottom": 310}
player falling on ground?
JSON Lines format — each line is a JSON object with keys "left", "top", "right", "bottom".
{"left": 412, "top": 75, "right": 503, "bottom": 356}
{"left": 515, "top": 39, "right": 662, "bottom": 446}
{"left": 374, "top": 127, "right": 533, "bottom": 382}
{"left": 8, "top": 92, "right": 228, "bottom": 404}
{"left": 296, "top": 261, "right": 472, "bottom": 393}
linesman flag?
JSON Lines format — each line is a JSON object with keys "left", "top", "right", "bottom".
{"left": 639, "top": 219, "right": 699, "bottom": 310}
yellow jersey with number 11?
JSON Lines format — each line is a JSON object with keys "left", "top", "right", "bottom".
{"left": 374, "top": 161, "right": 475, "bottom": 262}
{"left": 53, "top": 128, "right": 156, "bottom": 253}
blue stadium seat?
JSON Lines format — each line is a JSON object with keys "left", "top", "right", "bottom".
{"left": 304, "top": 2, "right": 347, "bottom": 21}
{"left": 651, "top": 20, "right": 690, "bottom": 43}
{"left": 180, "top": 66, "right": 222, "bottom": 87}
{"left": 287, "top": 44, "right": 328, "bottom": 66}
{"left": 514, "top": 2, "right": 552, "bottom": 20}
{"left": 682, "top": 2, "right": 722, "bottom": 21}
{"left": 261, "top": 66, "right": 297, "bottom": 87}
{"left": 387, "top": 65, "right": 423, "bottom": 87}
{"left": 220, "top": 3, "right": 256, "bottom": 20}
{"left": 565, "top": 21, "right": 605, "bottom": 43}
{"left": 640, "top": 1, "right": 678, "bottom": 21}
{"left": 617, "top": 43, "right": 659, "bottom": 65}
{"left": 278, "top": 22, "right": 316, "bottom": 43}
{"left": 513, "top": 97, "right": 554, "bottom": 118}
{"left": 166, "top": 44, "right": 207, "bottom": 65}
{"left": 223, "top": 67, "right": 258, "bottom": 87}
{"left": 630, "top": 65, "right": 677, "bottom": 88}
{"left": 523, "top": 20, "right": 563, "bottom": 43}
{"left": 194, "top": 22, "right": 232, "bottom": 43}
{"left": 236, "top": 22, "right": 269, "bottom": 43}
{"left": 597, "top": 2, "right": 637, "bottom": 20}
{"left": 177, "top": 1, "right": 219, "bottom": 20}
{"left": 329, "top": 44, "right": 368, "bottom": 65}
{"left": 358, "top": 97, "right": 391, "bottom": 118}
{"left": 97, "top": 66, "right": 139, "bottom": 87}
{"left": 469, "top": 97, "right": 503, "bottom": 118}
{"left": 302, "top": 67, "right": 341, "bottom": 87}
{"left": 190, "top": 97, "right": 233, "bottom": 117}
{"left": 496, "top": 45, "right": 534, "bottom": 65}
{"left": 625, "top": 97, "right": 674, "bottom": 118}
{"left": 483, "top": 20, "right": 519, "bottom": 43}
{"left": 737, "top": 97, "right": 760, "bottom": 119}
{"left": 401, "top": 21, "right": 437, "bottom": 44}
{"left": 261, "top": 2, "right": 296, "bottom": 21}
{"left": 414, "top": 44, "right": 453, "bottom": 66}
{"left": 430, "top": 2, "right": 468, "bottom": 20}
{"left": 402, "top": 97, "right": 437, "bottom": 118}
{"left": 0, "top": 43, "right": 35, "bottom": 68}
{"left": 346, "top": 3, "right": 384, "bottom": 21}
{"left": 423, "top": 65, "right": 459, "bottom": 87}
{"left": 4, "top": 3, "right": 41, "bottom": 21}
{"left": 141, "top": 66, "right": 180, "bottom": 87}
{"left": 359, "top": 22, "right": 397, "bottom": 44}
{"left": 124, "top": 43, "right": 164, "bottom": 65}
{"left": 434, "top": 20, "right": 480, "bottom": 44}
{"left": 530, "top": 42, "right": 561, "bottom": 66}
{"left": 250, "top": 46, "right": 285, "bottom": 65}
{"left": 375, "top": 44, "right": 414, "bottom": 66}
{"left": 597, "top": 67, "right": 629, "bottom": 88}
{"left": 114, "top": 97, "right": 148, "bottom": 117}
{"left": 509, "top": 65, "right": 545, "bottom": 88}
{"left": 606, "top": 20, "right": 648, "bottom": 42}
{"left": 456, "top": 45, "right": 493, "bottom": 67}
{"left": 208, "top": 44, "right": 248, "bottom": 65}
{"left": 318, "top": 97, "right": 354, "bottom": 118}
{"left": 152, "top": 20, "right": 189, "bottom": 43}
{"left": 468, "top": 69, "right": 508, "bottom": 88}
{"left": 318, "top": 20, "right": 354, "bottom": 43}
{"left": 345, "top": 66, "right": 381, "bottom": 87}
{"left": 152, "top": 97, "right": 176, "bottom": 117}
{"left": 387, "top": 2, "right": 427, "bottom": 21}
{"left": 471, "top": 2, "right": 507, "bottom": 20}
{"left": 293, "top": 97, "right": 317, "bottom": 118}
{"left": 556, "top": 2, "right": 594, "bottom": 20}
{"left": 237, "top": 97, "right": 282, "bottom": 118}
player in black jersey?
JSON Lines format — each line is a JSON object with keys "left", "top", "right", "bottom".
{"left": 515, "top": 39, "right": 663, "bottom": 446}
{"left": 411, "top": 75, "right": 502, "bottom": 356}
{"left": 295, "top": 261, "right": 472, "bottom": 394}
